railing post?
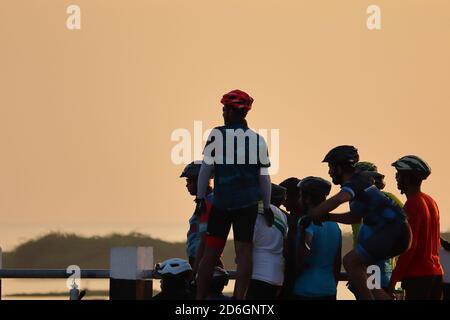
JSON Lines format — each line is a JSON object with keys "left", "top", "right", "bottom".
{"left": 109, "top": 247, "right": 153, "bottom": 300}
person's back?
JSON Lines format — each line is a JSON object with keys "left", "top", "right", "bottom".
{"left": 208, "top": 123, "right": 268, "bottom": 210}
{"left": 251, "top": 205, "right": 288, "bottom": 287}
{"left": 293, "top": 221, "right": 341, "bottom": 299}
{"left": 350, "top": 161, "right": 405, "bottom": 268}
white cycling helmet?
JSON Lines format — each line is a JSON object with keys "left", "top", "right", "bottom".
{"left": 154, "top": 258, "right": 192, "bottom": 276}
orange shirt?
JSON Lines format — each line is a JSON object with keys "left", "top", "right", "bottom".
{"left": 391, "top": 192, "right": 443, "bottom": 284}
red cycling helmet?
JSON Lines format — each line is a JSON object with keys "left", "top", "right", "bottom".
{"left": 220, "top": 89, "right": 254, "bottom": 110}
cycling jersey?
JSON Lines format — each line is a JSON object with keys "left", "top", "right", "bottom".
{"left": 186, "top": 192, "right": 213, "bottom": 258}
{"left": 293, "top": 219, "right": 341, "bottom": 298}
{"left": 391, "top": 192, "right": 443, "bottom": 284}
{"left": 342, "top": 174, "right": 410, "bottom": 262}
{"left": 351, "top": 191, "right": 404, "bottom": 286}
{"left": 252, "top": 205, "right": 288, "bottom": 286}
{"left": 342, "top": 174, "right": 407, "bottom": 227}
{"left": 203, "top": 122, "right": 270, "bottom": 210}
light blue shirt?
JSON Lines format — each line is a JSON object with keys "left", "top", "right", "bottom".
{"left": 293, "top": 221, "right": 342, "bottom": 298}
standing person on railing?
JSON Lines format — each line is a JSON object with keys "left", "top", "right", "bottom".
{"left": 195, "top": 89, "right": 272, "bottom": 300}
{"left": 390, "top": 156, "right": 444, "bottom": 300}
{"left": 294, "top": 177, "right": 341, "bottom": 300}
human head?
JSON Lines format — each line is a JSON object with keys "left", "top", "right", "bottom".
{"left": 221, "top": 89, "right": 253, "bottom": 124}
{"left": 355, "top": 161, "right": 378, "bottom": 174}
{"left": 180, "top": 161, "right": 212, "bottom": 196}
{"left": 355, "top": 161, "right": 385, "bottom": 190}
{"left": 322, "top": 145, "right": 359, "bottom": 185}
{"left": 154, "top": 258, "right": 192, "bottom": 293}
{"left": 392, "top": 155, "right": 431, "bottom": 194}
{"left": 271, "top": 183, "right": 287, "bottom": 208}
{"left": 279, "top": 177, "right": 302, "bottom": 213}
{"left": 297, "top": 176, "right": 332, "bottom": 209}
{"left": 368, "top": 172, "right": 386, "bottom": 190}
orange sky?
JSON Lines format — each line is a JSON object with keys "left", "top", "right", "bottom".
{"left": 1, "top": 0, "right": 449, "bottom": 248}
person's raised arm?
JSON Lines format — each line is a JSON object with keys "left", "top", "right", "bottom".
{"left": 309, "top": 190, "right": 352, "bottom": 218}
{"left": 329, "top": 211, "right": 362, "bottom": 225}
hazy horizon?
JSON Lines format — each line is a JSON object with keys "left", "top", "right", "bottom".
{"left": 1, "top": 1, "right": 449, "bottom": 252}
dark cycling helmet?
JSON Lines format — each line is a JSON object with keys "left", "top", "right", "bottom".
{"left": 271, "top": 183, "right": 287, "bottom": 204}
{"left": 297, "top": 176, "right": 332, "bottom": 197}
{"left": 391, "top": 155, "right": 431, "bottom": 180}
{"left": 355, "top": 161, "right": 378, "bottom": 173}
{"left": 322, "top": 145, "right": 359, "bottom": 166}
{"left": 180, "top": 161, "right": 213, "bottom": 179}
{"left": 180, "top": 162, "right": 201, "bottom": 178}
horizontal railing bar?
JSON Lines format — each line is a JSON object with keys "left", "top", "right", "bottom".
{"left": 0, "top": 269, "right": 110, "bottom": 279}
{"left": 0, "top": 269, "right": 348, "bottom": 281}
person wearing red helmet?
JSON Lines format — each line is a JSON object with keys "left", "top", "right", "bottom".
{"left": 195, "top": 89, "right": 272, "bottom": 300}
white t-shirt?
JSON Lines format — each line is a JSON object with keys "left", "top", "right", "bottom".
{"left": 252, "top": 204, "right": 288, "bottom": 286}
{"left": 440, "top": 247, "right": 450, "bottom": 284}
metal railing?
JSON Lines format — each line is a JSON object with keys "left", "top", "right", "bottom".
{"left": 0, "top": 247, "right": 348, "bottom": 300}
